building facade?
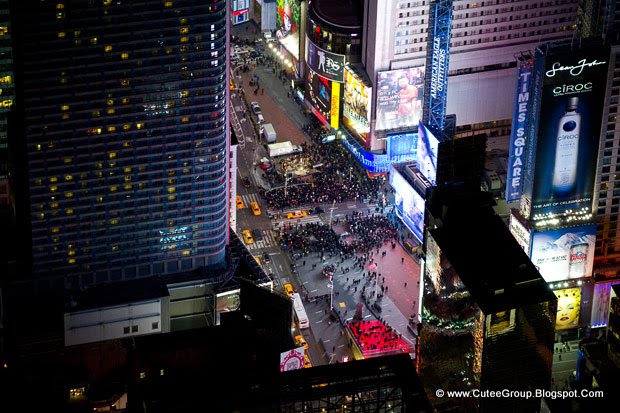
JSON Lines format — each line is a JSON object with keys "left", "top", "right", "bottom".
{"left": 14, "top": 0, "right": 230, "bottom": 286}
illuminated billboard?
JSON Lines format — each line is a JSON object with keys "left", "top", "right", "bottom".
{"left": 485, "top": 310, "right": 516, "bottom": 337}
{"left": 528, "top": 47, "right": 609, "bottom": 219}
{"left": 416, "top": 122, "right": 439, "bottom": 185}
{"left": 508, "top": 209, "right": 531, "bottom": 254}
{"left": 529, "top": 224, "right": 596, "bottom": 282}
{"left": 306, "top": 38, "right": 345, "bottom": 82}
{"left": 554, "top": 287, "right": 581, "bottom": 330}
{"left": 330, "top": 82, "right": 340, "bottom": 129}
{"left": 506, "top": 58, "right": 533, "bottom": 202}
{"left": 389, "top": 168, "right": 425, "bottom": 241}
{"left": 386, "top": 132, "right": 417, "bottom": 164}
{"left": 305, "top": 68, "right": 332, "bottom": 125}
{"left": 376, "top": 67, "right": 425, "bottom": 131}
{"left": 276, "top": 0, "right": 301, "bottom": 59}
{"left": 280, "top": 346, "right": 305, "bottom": 371}
{"left": 343, "top": 68, "right": 371, "bottom": 143}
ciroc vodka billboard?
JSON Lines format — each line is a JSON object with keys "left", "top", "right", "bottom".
{"left": 528, "top": 46, "right": 609, "bottom": 220}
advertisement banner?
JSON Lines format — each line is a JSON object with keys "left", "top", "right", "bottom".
{"left": 343, "top": 68, "right": 371, "bottom": 143}
{"left": 426, "top": 0, "right": 452, "bottom": 130}
{"left": 386, "top": 132, "right": 418, "bottom": 164}
{"left": 306, "top": 38, "right": 345, "bottom": 82}
{"left": 554, "top": 287, "right": 581, "bottom": 330}
{"left": 280, "top": 346, "right": 305, "bottom": 372}
{"left": 390, "top": 168, "right": 425, "bottom": 242}
{"left": 416, "top": 122, "right": 439, "bottom": 185}
{"left": 330, "top": 81, "right": 341, "bottom": 129}
{"left": 376, "top": 67, "right": 425, "bottom": 131}
{"left": 305, "top": 68, "right": 332, "bottom": 125}
{"left": 529, "top": 224, "right": 596, "bottom": 282}
{"left": 529, "top": 47, "right": 609, "bottom": 219}
{"left": 276, "top": 0, "right": 301, "bottom": 59}
{"left": 506, "top": 60, "right": 533, "bottom": 202}
{"left": 508, "top": 209, "right": 532, "bottom": 254}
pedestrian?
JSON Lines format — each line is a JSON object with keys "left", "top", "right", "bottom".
{"left": 401, "top": 257, "right": 404, "bottom": 264}
{"left": 404, "top": 282, "right": 407, "bottom": 288}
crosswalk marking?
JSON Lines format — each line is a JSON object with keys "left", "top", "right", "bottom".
{"left": 245, "top": 229, "right": 279, "bottom": 250}
{"left": 271, "top": 215, "right": 323, "bottom": 229}
{"left": 240, "top": 193, "right": 261, "bottom": 206}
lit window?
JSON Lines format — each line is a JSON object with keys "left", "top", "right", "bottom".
{"left": 68, "top": 250, "right": 76, "bottom": 256}
{"left": 104, "top": 45, "right": 113, "bottom": 52}
{"left": 96, "top": 162, "right": 103, "bottom": 169}
{"left": 56, "top": 3, "right": 64, "bottom": 9}
{"left": 110, "top": 186, "right": 118, "bottom": 192}
{"left": 180, "top": 27, "right": 189, "bottom": 34}
{"left": 121, "top": 52, "right": 129, "bottom": 60}
{"left": 51, "top": 227, "right": 60, "bottom": 233}
{"left": 123, "top": 124, "right": 130, "bottom": 131}
{"left": 124, "top": 184, "right": 132, "bottom": 190}
{"left": 97, "top": 196, "right": 103, "bottom": 203}
{"left": 122, "top": 98, "right": 129, "bottom": 104}
{"left": 50, "top": 185, "right": 58, "bottom": 192}
{"left": 58, "top": 32, "right": 66, "bottom": 39}
{"left": 164, "top": 1, "right": 173, "bottom": 7}
{"left": 111, "top": 245, "right": 119, "bottom": 251}
{"left": 168, "top": 195, "right": 176, "bottom": 201}
{"left": 51, "top": 202, "right": 59, "bottom": 209}
{"left": 123, "top": 141, "right": 131, "bottom": 148}
{"left": 182, "top": 250, "right": 190, "bottom": 256}
{"left": 60, "top": 105, "right": 69, "bottom": 111}
{"left": 182, "top": 117, "right": 189, "bottom": 123}
{"left": 124, "top": 176, "right": 131, "bottom": 182}
{"left": 64, "top": 157, "right": 72, "bottom": 164}
{"left": 65, "top": 192, "right": 73, "bottom": 198}
{"left": 62, "top": 114, "right": 70, "bottom": 120}
{"left": 65, "top": 175, "right": 73, "bottom": 181}
{"left": 35, "top": 179, "right": 43, "bottom": 185}
{"left": 66, "top": 208, "right": 74, "bottom": 215}
{"left": 38, "top": 213, "right": 45, "bottom": 220}
{"left": 107, "top": 108, "right": 115, "bottom": 115}
{"left": 109, "top": 152, "right": 117, "bottom": 159}
{"left": 124, "top": 167, "right": 132, "bottom": 173}
{"left": 92, "top": 110, "right": 100, "bottom": 117}
{"left": 179, "top": 18, "right": 187, "bottom": 24}
{"left": 120, "top": 79, "right": 130, "bottom": 86}
{"left": 36, "top": 144, "right": 41, "bottom": 151}
{"left": 103, "top": 0, "right": 112, "bottom": 5}
{"left": 107, "top": 126, "right": 116, "bottom": 132}
{"left": 136, "top": 123, "right": 144, "bottom": 129}
{"left": 90, "top": 37, "right": 98, "bottom": 45}
{"left": 50, "top": 177, "right": 58, "bottom": 183}
{"left": 67, "top": 258, "right": 76, "bottom": 264}
{"left": 74, "top": 30, "right": 80, "bottom": 37}
{"left": 180, "top": 36, "right": 189, "bottom": 43}
{"left": 139, "top": 372, "right": 146, "bottom": 379}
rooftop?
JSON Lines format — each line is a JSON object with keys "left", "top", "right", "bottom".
{"left": 427, "top": 185, "right": 556, "bottom": 313}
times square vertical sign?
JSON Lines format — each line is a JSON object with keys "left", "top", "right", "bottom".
{"left": 425, "top": 0, "right": 452, "bottom": 131}
{"left": 506, "top": 58, "right": 533, "bottom": 202}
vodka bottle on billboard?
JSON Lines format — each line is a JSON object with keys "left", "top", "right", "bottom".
{"left": 568, "top": 242, "right": 589, "bottom": 278}
{"left": 552, "top": 97, "right": 581, "bottom": 197}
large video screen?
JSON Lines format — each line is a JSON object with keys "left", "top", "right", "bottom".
{"left": 529, "top": 224, "right": 596, "bottom": 282}
{"left": 306, "top": 39, "right": 345, "bottom": 82}
{"left": 390, "top": 170, "right": 425, "bottom": 241}
{"left": 416, "top": 122, "right": 439, "bottom": 185}
{"left": 387, "top": 132, "right": 417, "bottom": 163}
{"left": 343, "top": 68, "right": 371, "bottom": 143}
{"left": 529, "top": 47, "right": 609, "bottom": 218}
{"left": 554, "top": 287, "right": 581, "bottom": 330}
{"left": 276, "top": 0, "right": 301, "bottom": 59}
{"left": 376, "top": 67, "right": 425, "bottom": 131}
{"left": 305, "top": 68, "right": 332, "bottom": 125}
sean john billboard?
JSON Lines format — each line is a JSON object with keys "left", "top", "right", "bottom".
{"left": 529, "top": 46, "right": 609, "bottom": 219}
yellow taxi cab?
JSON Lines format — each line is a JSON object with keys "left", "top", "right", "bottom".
{"left": 250, "top": 201, "right": 261, "bottom": 216}
{"left": 283, "top": 283, "right": 295, "bottom": 297}
{"left": 242, "top": 229, "right": 254, "bottom": 245}
{"left": 303, "top": 354, "right": 312, "bottom": 368}
{"left": 286, "top": 210, "right": 307, "bottom": 219}
{"left": 236, "top": 195, "right": 244, "bottom": 209}
{"left": 295, "top": 334, "right": 309, "bottom": 350}
{"left": 254, "top": 256, "right": 262, "bottom": 266}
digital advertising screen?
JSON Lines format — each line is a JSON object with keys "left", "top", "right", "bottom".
{"left": 509, "top": 209, "right": 532, "bottom": 254}
{"left": 529, "top": 47, "right": 609, "bottom": 218}
{"left": 416, "top": 122, "right": 439, "bottom": 185}
{"left": 343, "top": 68, "right": 371, "bottom": 143}
{"left": 554, "top": 287, "right": 581, "bottom": 330}
{"left": 529, "top": 224, "right": 596, "bottom": 282}
{"left": 376, "top": 67, "right": 425, "bottom": 131}
{"left": 387, "top": 132, "right": 417, "bottom": 164}
{"left": 390, "top": 169, "right": 425, "bottom": 241}
{"left": 276, "top": 0, "right": 301, "bottom": 59}
{"left": 305, "top": 68, "right": 332, "bottom": 125}
{"left": 306, "top": 39, "right": 345, "bottom": 82}
{"left": 485, "top": 310, "right": 516, "bottom": 337}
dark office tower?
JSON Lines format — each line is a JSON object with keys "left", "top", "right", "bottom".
{"left": 419, "top": 185, "right": 556, "bottom": 413}
{"left": 13, "top": 0, "right": 230, "bottom": 285}
{"left": 0, "top": 0, "right": 14, "bottom": 207}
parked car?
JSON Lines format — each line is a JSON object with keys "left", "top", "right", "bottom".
{"left": 250, "top": 101, "right": 262, "bottom": 115}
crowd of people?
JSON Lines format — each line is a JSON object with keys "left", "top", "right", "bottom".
{"left": 280, "top": 222, "right": 341, "bottom": 255}
{"left": 342, "top": 212, "right": 399, "bottom": 254}
{"left": 348, "top": 320, "right": 412, "bottom": 355}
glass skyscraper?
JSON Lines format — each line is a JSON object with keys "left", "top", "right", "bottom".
{"left": 14, "top": 0, "right": 230, "bottom": 286}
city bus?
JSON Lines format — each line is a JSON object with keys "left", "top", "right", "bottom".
{"left": 291, "top": 293, "right": 309, "bottom": 329}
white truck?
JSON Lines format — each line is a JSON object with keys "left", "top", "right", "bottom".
{"left": 268, "top": 141, "right": 303, "bottom": 158}
{"left": 261, "top": 123, "right": 277, "bottom": 143}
